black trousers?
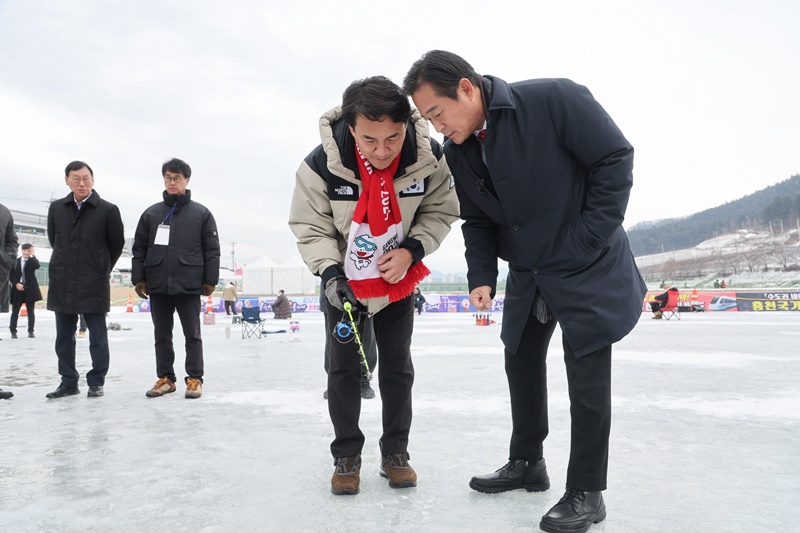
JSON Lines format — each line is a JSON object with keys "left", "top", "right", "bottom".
{"left": 327, "top": 295, "right": 414, "bottom": 459}
{"left": 506, "top": 314, "right": 612, "bottom": 491}
{"left": 224, "top": 300, "right": 235, "bottom": 315}
{"left": 9, "top": 299, "right": 36, "bottom": 333}
{"left": 0, "top": 280, "right": 9, "bottom": 313}
{"left": 149, "top": 294, "right": 204, "bottom": 383}
{"left": 54, "top": 312, "right": 109, "bottom": 388}
{"left": 324, "top": 310, "right": 377, "bottom": 384}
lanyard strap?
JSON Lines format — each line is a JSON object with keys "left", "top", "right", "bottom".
{"left": 162, "top": 203, "right": 177, "bottom": 225}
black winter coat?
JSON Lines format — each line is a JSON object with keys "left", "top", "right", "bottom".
{"left": 10, "top": 256, "right": 43, "bottom": 304}
{"left": 47, "top": 191, "right": 125, "bottom": 314}
{"left": 0, "top": 203, "right": 18, "bottom": 280}
{"left": 444, "top": 76, "right": 646, "bottom": 357}
{"left": 131, "top": 190, "right": 220, "bottom": 296}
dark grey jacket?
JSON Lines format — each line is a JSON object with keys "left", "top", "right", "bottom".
{"left": 131, "top": 190, "right": 220, "bottom": 295}
{"left": 0, "top": 203, "right": 18, "bottom": 281}
{"left": 47, "top": 191, "right": 125, "bottom": 314}
{"left": 444, "top": 76, "right": 646, "bottom": 357}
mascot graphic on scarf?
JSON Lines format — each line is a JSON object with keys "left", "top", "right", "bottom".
{"left": 349, "top": 234, "right": 377, "bottom": 270}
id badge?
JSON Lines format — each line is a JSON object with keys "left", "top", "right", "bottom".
{"left": 154, "top": 224, "right": 170, "bottom": 246}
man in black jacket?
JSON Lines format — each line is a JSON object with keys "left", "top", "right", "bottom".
{"left": 0, "top": 202, "right": 18, "bottom": 398}
{"left": 406, "top": 51, "right": 646, "bottom": 533}
{"left": 9, "top": 243, "right": 43, "bottom": 338}
{"left": 132, "top": 158, "right": 220, "bottom": 400}
{"left": 46, "top": 161, "right": 125, "bottom": 399}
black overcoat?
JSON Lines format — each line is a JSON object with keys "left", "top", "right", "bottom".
{"left": 46, "top": 190, "right": 125, "bottom": 314}
{"left": 444, "top": 76, "right": 646, "bottom": 357}
{"left": 10, "top": 256, "right": 43, "bottom": 304}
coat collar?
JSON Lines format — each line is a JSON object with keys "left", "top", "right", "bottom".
{"left": 60, "top": 190, "right": 101, "bottom": 207}
{"left": 162, "top": 189, "right": 193, "bottom": 207}
{"left": 482, "top": 75, "right": 515, "bottom": 112}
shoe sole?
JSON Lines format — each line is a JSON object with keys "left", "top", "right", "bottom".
{"left": 330, "top": 487, "right": 360, "bottom": 495}
{"left": 46, "top": 390, "right": 81, "bottom": 399}
{"left": 87, "top": 392, "right": 104, "bottom": 397}
{"left": 146, "top": 389, "right": 176, "bottom": 397}
{"left": 539, "top": 506, "right": 606, "bottom": 533}
{"left": 185, "top": 394, "right": 202, "bottom": 399}
{"left": 468, "top": 479, "right": 550, "bottom": 493}
{"left": 379, "top": 467, "right": 417, "bottom": 488}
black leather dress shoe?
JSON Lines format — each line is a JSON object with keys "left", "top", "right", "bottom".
{"left": 10, "top": 332, "right": 17, "bottom": 339}
{"left": 87, "top": 385, "right": 104, "bottom": 397}
{"left": 540, "top": 488, "right": 606, "bottom": 533}
{"left": 28, "top": 332, "right": 35, "bottom": 338}
{"left": 46, "top": 384, "right": 81, "bottom": 399}
{"left": 0, "top": 388, "right": 13, "bottom": 400}
{"left": 469, "top": 458, "right": 550, "bottom": 493}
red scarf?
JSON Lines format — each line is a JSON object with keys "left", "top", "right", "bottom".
{"left": 345, "top": 145, "right": 430, "bottom": 302}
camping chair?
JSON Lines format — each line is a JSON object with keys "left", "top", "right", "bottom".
{"left": 662, "top": 289, "right": 681, "bottom": 321}
{"left": 241, "top": 307, "right": 265, "bottom": 339}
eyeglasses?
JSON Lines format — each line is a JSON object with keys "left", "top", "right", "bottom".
{"left": 68, "top": 177, "right": 93, "bottom": 184}
{"left": 163, "top": 176, "right": 186, "bottom": 183}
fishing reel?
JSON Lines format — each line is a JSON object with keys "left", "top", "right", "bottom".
{"left": 333, "top": 319, "right": 355, "bottom": 342}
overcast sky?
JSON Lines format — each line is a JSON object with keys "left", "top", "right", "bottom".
{"left": 0, "top": 0, "right": 797, "bottom": 273}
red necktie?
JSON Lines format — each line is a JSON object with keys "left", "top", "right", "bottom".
{"left": 477, "top": 129, "right": 487, "bottom": 142}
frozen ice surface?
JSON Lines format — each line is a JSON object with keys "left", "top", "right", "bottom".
{"left": 1, "top": 309, "right": 799, "bottom": 532}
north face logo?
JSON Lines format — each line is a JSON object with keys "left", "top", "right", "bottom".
{"left": 335, "top": 185, "right": 354, "bottom": 196}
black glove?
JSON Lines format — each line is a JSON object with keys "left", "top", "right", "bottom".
{"left": 134, "top": 282, "right": 148, "bottom": 299}
{"left": 202, "top": 284, "right": 216, "bottom": 297}
{"left": 324, "top": 276, "right": 356, "bottom": 311}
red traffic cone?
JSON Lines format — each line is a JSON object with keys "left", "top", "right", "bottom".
{"left": 20, "top": 302, "right": 27, "bottom": 317}
{"left": 126, "top": 295, "right": 134, "bottom": 312}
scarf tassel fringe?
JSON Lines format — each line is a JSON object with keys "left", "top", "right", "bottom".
{"left": 350, "top": 262, "right": 430, "bottom": 303}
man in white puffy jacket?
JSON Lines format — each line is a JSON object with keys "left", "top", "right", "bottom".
{"left": 289, "top": 76, "right": 458, "bottom": 496}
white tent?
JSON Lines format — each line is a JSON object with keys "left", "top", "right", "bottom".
{"left": 241, "top": 255, "right": 318, "bottom": 295}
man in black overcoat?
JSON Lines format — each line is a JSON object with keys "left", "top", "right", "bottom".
{"left": 0, "top": 202, "right": 18, "bottom": 398}
{"left": 406, "top": 51, "right": 646, "bottom": 533}
{"left": 46, "top": 161, "right": 125, "bottom": 399}
{"left": 9, "top": 243, "right": 43, "bottom": 338}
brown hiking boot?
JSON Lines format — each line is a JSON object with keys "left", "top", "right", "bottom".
{"left": 380, "top": 452, "right": 417, "bottom": 488}
{"left": 652, "top": 311, "right": 663, "bottom": 319}
{"left": 331, "top": 455, "right": 361, "bottom": 495}
{"left": 185, "top": 378, "right": 202, "bottom": 399}
{"left": 146, "top": 376, "right": 176, "bottom": 397}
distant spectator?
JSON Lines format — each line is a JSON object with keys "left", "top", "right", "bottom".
{"left": 650, "top": 286, "right": 679, "bottom": 319}
{"left": 272, "top": 289, "right": 292, "bottom": 319}
{"left": 223, "top": 282, "right": 238, "bottom": 315}
{"left": 720, "top": 280, "right": 727, "bottom": 289}
{"left": 413, "top": 287, "right": 426, "bottom": 315}
{"left": 713, "top": 279, "right": 720, "bottom": 288}
{"left": 9, "top": 243, "right": 42, "bottom": 338}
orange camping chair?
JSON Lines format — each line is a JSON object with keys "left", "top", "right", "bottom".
{"left": 662, "top": 289, "right": 681, "bottom": 320}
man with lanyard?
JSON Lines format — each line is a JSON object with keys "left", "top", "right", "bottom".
{"left": 45, "top": 161, "right": 125, "bottom": 399}
{"left": 405, "top": 51, "right": 646, "bottom": 533}
{"left": 132, "top": 158, "right": 220, "bottom": 399}
{"left": 289, "top": 76, "right": 458, "bottom": 495}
